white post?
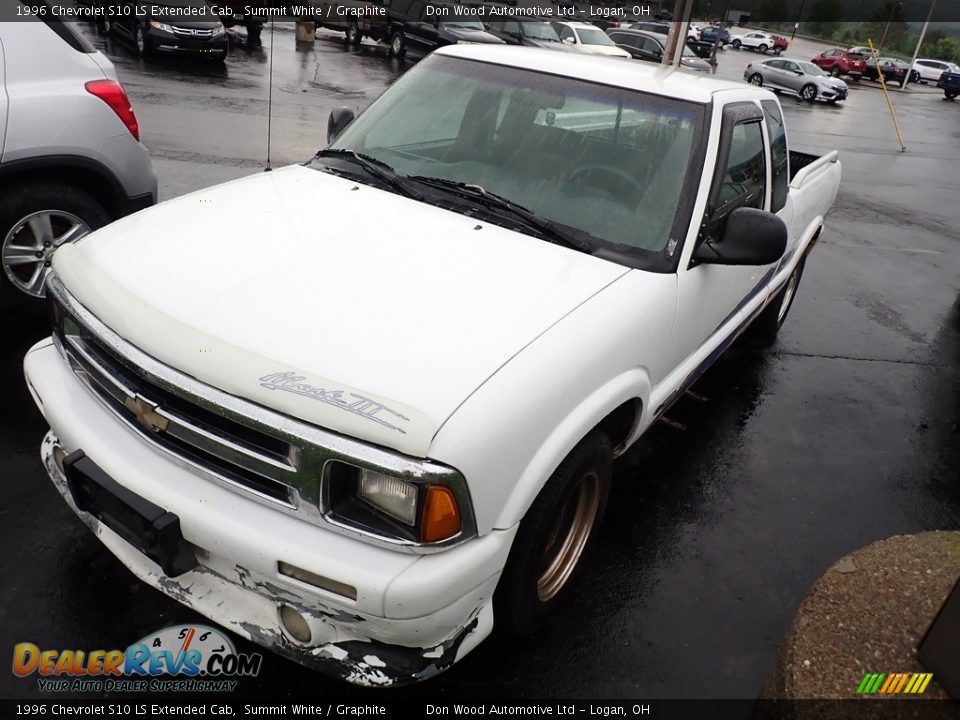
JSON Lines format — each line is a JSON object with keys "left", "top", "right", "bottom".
{"left": 901, "top": 0, "right": 936, "bottom": 90}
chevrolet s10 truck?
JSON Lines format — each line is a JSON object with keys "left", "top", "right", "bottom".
{"left": 24, "top": 45, "right": 840, "bottom": 686}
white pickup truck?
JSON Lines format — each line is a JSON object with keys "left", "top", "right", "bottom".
{"left": 24, "top": 45, "right": 840, "bottom": 686}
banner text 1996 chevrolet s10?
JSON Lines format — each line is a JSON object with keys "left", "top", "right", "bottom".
{"left": 24, "top": 45, "right": 840, "bottom": 685}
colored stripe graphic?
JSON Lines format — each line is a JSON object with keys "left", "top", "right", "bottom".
{"left": 858, "top": 672, "right": 933, "bottom": 694}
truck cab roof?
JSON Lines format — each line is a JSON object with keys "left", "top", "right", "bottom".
{"left": 435, "top": 44, "right": 751, "bottom": 103}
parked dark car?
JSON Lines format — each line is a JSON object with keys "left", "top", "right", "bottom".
{"left": 102, "top": 0, "right": 228, "bottom": 60}
{"left": 386, "top": 0, "right": 504, "bottom": 58}
{"left": 863, "top": 56, "right": 918, "bottom": 84}
{"left": 811, "top": 48, "right": 867, "bottom": 79}
{"left": 607, "top": 28, "right": 711, "bottom": 72}
{"left": 484, "top": 19, "right": 568, "bottom": 49}
{"left": 942, "top": 69, "right": 960, "bottom": 99}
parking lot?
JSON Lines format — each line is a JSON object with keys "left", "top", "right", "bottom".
{"left": 2, "top": 22, "right": 960, "bottom": 700}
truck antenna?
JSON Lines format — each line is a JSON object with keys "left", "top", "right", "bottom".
{"left": 265, "top": 20, "right": 275, "bottom": 171}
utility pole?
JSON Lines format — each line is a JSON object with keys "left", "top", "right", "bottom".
{"left": 901, "top": 0, "right": 936, "bottom": 90}
{"left": 663, "top": 0, "right": 694, "bottom": 69}
{"left": 790, "top": 0, "right": 807, "bottom": 41}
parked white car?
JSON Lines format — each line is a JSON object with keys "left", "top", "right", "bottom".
{"left": 913, "top": 58, "right": 960, "bottom": 84}
{"left": 24, "top": 44, "right": 840, "bottom": 686}
{"left": 731, "top": 30, "right": 776, "bottom": 53}
{"left": 550, "top": 21, "right": 632, "bottom": 58}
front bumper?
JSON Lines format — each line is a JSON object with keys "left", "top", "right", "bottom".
{"left": 149, "top": 33, "right": 229, "bottom": 56}
{"left": 24, "top": 339, "right": 514, "bottom": 685}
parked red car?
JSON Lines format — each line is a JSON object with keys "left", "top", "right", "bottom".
{"left": 811, "top": 48, "right": 867, "bottom": 79}
{"left": 772, "top": 35, "right": 788, "bottom": 55}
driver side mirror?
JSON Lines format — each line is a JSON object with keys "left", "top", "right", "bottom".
{"left": 563, "top": 36, "right": 575, "bottom": 44}
{"left": 327, "top": 106, "right": 355, "bottom": 144}
{"left": 692, "top": 207, "right": 787, "bottom": 266}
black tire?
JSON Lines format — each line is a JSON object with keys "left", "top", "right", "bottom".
{"left": 345, "top": 22, "right": 362, "bottom": 46}
{"left": 134, "top": 22, "right": 150, "bottom": 57}
{"left": 749, "top": 256, "right": 806, "bottom": 345}
{"left": 758, "top": 43, "right": 768, "bottom": 54}
{"left": 773, "top": 47, "right": 782, "bottom": 55}
{"left": 494, "top": 431, "right": 612, "bottom": 636}
{"left": 388, "top": 30, "right": 406, "bottom": 58}
{"left": 748, "top": 73, "right": 763, "bottom": 86}
{"left": 830, "top": 67, "right": 841, "bottom": 77}
{"left": 946, "top": 90, "right": 958, "bottom": 100}
{"left": 801, "top": 83, "right": 817, "bottom": 103}
{"left": 731, "top": 39, "right": 741, "bottom": 49}
{"left": 0, "top": 183, "right": 111, "bottom": 305}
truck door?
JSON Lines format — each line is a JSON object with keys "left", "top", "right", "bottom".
{"left": 669, "top": 101, "right": 773, "bottom": 374}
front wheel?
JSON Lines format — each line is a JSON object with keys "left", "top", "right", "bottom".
{"left": 801, "top": 83, "right": 817, "bottom": 103}
{"left": 946, "top": 90, "right": 958, "bottom": 100}
{"left": 134, "top": 22, "right": 150, "bottom": 56}
{"left": 388, "top": 30, "right": 406, "bottom": 58}
{"left": 748, "top": 73, "right": 763, "bottom": 86}
{"left": 773, "top": 47, "right": 782, "bottom": 55}
{"left": 749, "top": 256, "right": 806, "bottom": 345}
{"left": 731, "top": 39, "right": 741, "bottom": 49}
{"left": 494, "top": 432, "right": 612, "bottom": 636}
{"left": 830, "top": 67, "right": 841, "bottom": 77}
{"left": 758, "top": 43, "right": 768, "bottom": 53}
{"left": 345, "top": 22, "right": 362, "bottom": 46}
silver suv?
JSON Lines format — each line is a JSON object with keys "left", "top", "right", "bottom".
{"left": 0, "top": 17, "right": 157, "bottom": 304}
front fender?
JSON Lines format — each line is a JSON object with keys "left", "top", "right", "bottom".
{"left": 427, "top": 270, "right": 676, "bottom": 535}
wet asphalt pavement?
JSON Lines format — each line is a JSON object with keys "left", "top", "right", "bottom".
{"left": 2, "top": 25, "right": 960, "bottom": 701}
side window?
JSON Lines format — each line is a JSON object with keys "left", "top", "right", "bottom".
{"left": 767, "top": 59, "right": 783, "bottom": 70}
{"left": 761, "top": 100, "right": 788, "bottom": 213}
{"left": 503, "top": 20, "right": 520, "bottom": 37}
{"left": 717, "top": 121, "right": 766, "bottom": 211}
{"left": 559, "top": 26, "right": 575, "bottom": 42}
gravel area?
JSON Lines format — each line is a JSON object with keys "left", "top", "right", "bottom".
{"left": 762, "top": 532, "right": 960, "bottom": 715}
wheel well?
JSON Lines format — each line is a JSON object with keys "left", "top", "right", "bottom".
{"left": 0, "top": 162, "right": 125, "bottom": 220}
{"left": 595, "top": 398, "right": 641, "bottom": 456}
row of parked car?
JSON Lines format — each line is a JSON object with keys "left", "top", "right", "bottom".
{"left": 811, "top": 45, "right": 960, "bottom": 98}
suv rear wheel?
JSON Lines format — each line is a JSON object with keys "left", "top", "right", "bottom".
{"left": 0, "top": 183, "right": 110, "bottom": 301}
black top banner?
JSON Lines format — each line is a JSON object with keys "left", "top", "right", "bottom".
{"left": 8, "top": 0, "right": 960, "bottom": 24}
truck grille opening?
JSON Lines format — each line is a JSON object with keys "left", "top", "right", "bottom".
{"left": 56, "top": 317, "right": 298, "bottom": 506}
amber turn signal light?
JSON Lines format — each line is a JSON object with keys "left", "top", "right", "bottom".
{"left": 421, "top": 485, "right": 462, "bottom": 543}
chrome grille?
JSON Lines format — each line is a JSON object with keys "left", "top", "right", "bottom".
{"left": 172, "top": 26, "right": 214, "bottom": 37}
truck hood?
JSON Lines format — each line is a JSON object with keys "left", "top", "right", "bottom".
{"left": 53, "top": 165, "right": 629, "bottom": 457}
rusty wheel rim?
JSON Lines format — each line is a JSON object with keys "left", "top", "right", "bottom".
{"left": 537, "top": 471, "right": 602, "bottom": 602}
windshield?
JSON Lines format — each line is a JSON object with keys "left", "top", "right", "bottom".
{"left": 325, "top": 55, "right": 705, "bottom": 264}
{"left": 525, "top": 23, "right": 561, "bottom": 41}
{"left": 576, "top": 27, "right": 616, "bottom": 46}
{"left": 799, "top": 62, "right": 825, "bottom": 76}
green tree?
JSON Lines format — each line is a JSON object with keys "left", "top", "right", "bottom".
{"left": 805, "top": 0, "right": 842, "bottom": 35}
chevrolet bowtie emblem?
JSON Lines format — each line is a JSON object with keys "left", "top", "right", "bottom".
{"left": 123, "top": 394, "right": 169, "bottom": 433}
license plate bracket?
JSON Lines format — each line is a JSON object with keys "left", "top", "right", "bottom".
{"left": 64, "top": 450, "right": 198, "bottom": 577}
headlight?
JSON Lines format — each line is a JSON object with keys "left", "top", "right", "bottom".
{"left": 359, "top": 469, "right": 418, "bottom": 526}
{"left": 212, "top": 25, "right": 226, "bottom": 37}
{"left": 323, "top": 461, "right": 467, "bottom": 546}
{"left": 149, "top": 21, "right": 174, "bottom": 33}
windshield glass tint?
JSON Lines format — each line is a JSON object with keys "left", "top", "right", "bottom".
{"left": 328, "top": 55, "right": 705, "bottom": 257}
{"left": 577, "top": 27, "right": 615, "bottom": 46}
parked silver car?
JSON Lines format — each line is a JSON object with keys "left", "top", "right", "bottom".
{"left": 744, "top": 57, "right": 848, "bottom": 104}
{"left": 0, "top": 19, "right": 157, "bottom": 305}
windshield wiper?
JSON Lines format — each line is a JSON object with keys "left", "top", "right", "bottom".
{"left": 407, "top": 176, "right": 594, "bottom": 253}
{"left": 314, "top": 149, "right": 423, "bottom": 201}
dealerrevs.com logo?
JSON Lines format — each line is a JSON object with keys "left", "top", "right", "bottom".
{"left": 13, "top": 624, "right": 262, "bottom": 693}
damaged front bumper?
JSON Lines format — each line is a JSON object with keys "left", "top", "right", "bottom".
{"left": 25, "top": 339, "right": 514, "bottom": 686}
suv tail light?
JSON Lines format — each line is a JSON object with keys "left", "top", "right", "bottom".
{"left": 85, "top": 80, "right": 140, "bottom": 141}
